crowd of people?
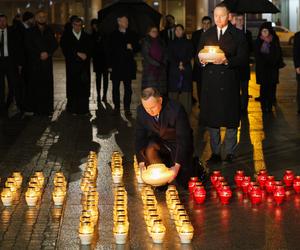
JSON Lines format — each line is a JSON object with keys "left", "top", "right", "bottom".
{"left": 0, "top": 3, "right": 299, "bottom": 186}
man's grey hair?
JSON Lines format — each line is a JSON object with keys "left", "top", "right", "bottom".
{"left": 141, "top": 87, "right": 162, "bottom": 101}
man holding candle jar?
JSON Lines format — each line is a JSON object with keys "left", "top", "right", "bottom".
{"left": 198, "top": 3, "right": 248, "bottom": 163}
{"left": 135, "top": 87, "right": 194, "bottom": 188}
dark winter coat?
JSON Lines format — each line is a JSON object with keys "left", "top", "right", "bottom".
{"left": 107, "top": 29, "right": 139, "bottom": 81}
{"left": 135, "top": 98, "right": 193, "bottom": 185}
{"left": 91, "top": 30, "right": 108, "bottom": 73}
{"left": 167, "top": 37, "right": 194, "bottom": 92}
{"left": 60, "top": 30, "right": 92, "bottom": 114}
{"left": 239, "top": 29, "right": 252, "bottom": 81}
{"left": 25, "top": 25, "right": 58, "bottom": 114}
{"left": 198, "top": 23, "right": 248, "bottom": 128}
{"left": 141, "top": 35, "right": 167, "bottom": 93}
{"left": 255, "top": 35, "right": 283, "bottom": 85}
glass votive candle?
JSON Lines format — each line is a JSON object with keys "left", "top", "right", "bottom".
{"left": 1, "top": 187, "right": 13, "bottom": 206}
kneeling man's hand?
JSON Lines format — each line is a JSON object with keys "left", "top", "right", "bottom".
{"left": 168, "top": 163, "right": 181, "bottom": 183}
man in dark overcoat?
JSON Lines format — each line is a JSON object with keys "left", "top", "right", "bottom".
{"left": 25, "top": 10, "right": 58, "bottom": 116}
{"left": 0, "top": 14, "right": 24, "bottom": 116}
{"left": 60, "top": 17, "right": 92, "bottom": 115}
{"left": 192, "top": 16, "right": 212, "bottom": 107}
{"left": 135, "top": 87, "right": 194, "bottom": 187}
{"left": 235, "top": 14, "right": 252, "bottom": 114}
{"left": 107, "top": 15, "right": 139, "bottom": 115}
{"left": 198, "top": 3, "right": 248, "bottom": 163}
{"left": 90, "top": 19, "right": 109, "bottom": 103}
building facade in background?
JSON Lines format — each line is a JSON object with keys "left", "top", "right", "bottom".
{"left": 0, "top": 0, "right": 299, "bottom": 32}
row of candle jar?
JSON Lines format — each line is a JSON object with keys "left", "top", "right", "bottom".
{"left": 79, "top": 151, "right": 99, "bottom": 245}
{"left": 25, "top": 171, "right": 45, "bottom": 207}
{"left": 1, "top": 171, "right": 23, "bottom": 206}
{"left": 212, "top": 170, "right": 292, "bottom": 205}
{"left": 80, "top": 152, "right": 98, "bottom": 193}
{"left": 113, "top": 185, "right": 129, "bottom": 244}
{"left": 133, "top": 155, "right": 144, "bottom": 184}
{"left": 52, "top": 172, "right": 67, "bottom": 206}
{"left": 188, "top": 177, "right": 206, "bottom": 205}
{"left": 140, "top": 186, "right": 166, "bottom": 244}
{"left": 208, "top": 173, "right": 233, "bottom": 205}
{"left": 111, "top": 151, "right": 123, "bottom": 184}
{"left": 235, "top": 170, "right": 295, "bottom": 205}
{"left": 166, "top": 185, "right": 194, "bottom": 244}
{"left": 255, "top": 169, "right": 300, "bottom": 193}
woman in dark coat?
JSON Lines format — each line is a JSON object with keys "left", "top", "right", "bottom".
{"left": 60, "top": 17, "right": 92, "bottom": 115}
{"left": 255, "top": 22, "right": 283, "bottom": 112}
{"left": 167, "top": 24, "right": 194, "bottom": 114}
{"left": 141, "top": 25, "right": 167, "bottom": 94}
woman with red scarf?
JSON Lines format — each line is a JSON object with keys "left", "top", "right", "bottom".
{"left": 141, "top": 26, "right": 167, "bottom": 95}
{"left": 255, "top": 22, "right": 283, "bottom": 112}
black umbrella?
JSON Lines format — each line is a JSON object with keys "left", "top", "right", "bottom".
{"left": 222, "top": 0, "right": 280, "bottom": 14}
{"left": 221, "top": 0, "right": 280, "bottom": 33}
{"left": 98, "top": 0, "right": 162, "bottom": 37}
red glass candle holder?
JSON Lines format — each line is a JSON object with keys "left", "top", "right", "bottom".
{"left": 234, "top": 170, "right": 245, "bottom": 188}
{"left": 188, "top": 177, "right": 198, "bottom": 193}
{"left": 219, "top": 185, "right": 232, "bottom": 205}
{"left": 210, "top": 171, "right": 221, "bottom": 187}
{"left": 257, "top": 170, "right": 268, "bottom": 188}
{"left": 193, "top": 186, "right": 206, "bottom": 204}
{"left": 241, "top": 176, "right": 251, "bottom": 193}
{"left": 214, "top": 176, "right": 225, "bottom": 190}
{"left": 283, "top": 170, "right": 295, "bottom": 187}
{"left": 293, "top": 176, "right": 300, "bottom": 194}
{"left": 250, "top": 185, "right": 262, "bottom": 205}
{"left": 265, "top": 176, "right": 275, "bottom": 193}
{"left": 247, "top": 181, "right": 257, "bottom": 194}
{"left": 273, "top": 185, "right": 285, "bottom": 205}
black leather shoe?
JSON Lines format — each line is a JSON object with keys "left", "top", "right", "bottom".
{"left": 224, "top": 154, "right": 234, "bottom": 163}
{"left": 207, "top": 154, "right": 222, "bottom": 164}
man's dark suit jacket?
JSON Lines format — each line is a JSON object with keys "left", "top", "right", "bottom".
{"left": 4, "top": 27, "right": 24, "bottom": 67}
{"left": 135, "top": 98, "right": 193, "bottom": 173}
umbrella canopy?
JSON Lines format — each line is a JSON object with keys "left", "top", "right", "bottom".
{"left": 221, "top": 0, "right": 280, "bottom": 13}
{"left": 98, "top": 0, "right": 162, "bottom": 37}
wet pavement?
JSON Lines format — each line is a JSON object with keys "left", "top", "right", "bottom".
{"left": 0, "top": 58, "right": 300, "bottom": 250}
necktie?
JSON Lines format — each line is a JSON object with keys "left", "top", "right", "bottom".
{"left": 219, "top": 29, "right": 223, "bottom": 41}
{"left": 154, "top": 115, "right": 159, "bottom": 122}
{"left": 0, "top": 31, "right": 4, "bottom": 57}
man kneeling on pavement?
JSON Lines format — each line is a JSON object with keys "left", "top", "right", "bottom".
{"left": 135, "top": 87, "right": 194, "bottom": 188}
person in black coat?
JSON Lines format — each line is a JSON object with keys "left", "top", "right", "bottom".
{"left": 160, "top": 14, "right": 176, "bottom": 46}
{"left": 107, "top": 15, "right": 139, "bottom": 115}
{"left": 60, "top": 17, "right": 92, "bottom": 115}
{"left": 14, "top": 11, "right": 35, "bottom": 115}
{"left": 293, "top": 31, "right": 300, "bottom": 114}
{"left": 168, "top": 24, "right": 194, "bottom": 114}
{"left": 25, "top": 11, "right": 58, "bottom": 116}
{"left": 198, "top": 3, "right": 248, "bottom": 163}
{"left": 235, "top": 14, "right": 253, "bottom": 114}
{"left": 192, "top": 16, "right": 212, "bottom": 107}
{"left": 135, "top": 87, "right": 193, "bottom": 187}
{"left": 90, "top": 19, "right": 109, "bottom": 103}
{"left": 0, "top": 14, "right": 24, "bottom": 116}
{"left": 255, "top": 22, "right": 283, "bottom": 113}
{"left": 141, "top": 25, "right": 167, "bottom": 94}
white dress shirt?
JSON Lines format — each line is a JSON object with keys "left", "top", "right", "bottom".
{"left": 217, "top": 25, "right": 228, "bottom": 40}
{"left": 72, "top": 29, "right": 81, "bottom": 40}
{"left": 0, "top": 28, "right": 9, "bottom": 57}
